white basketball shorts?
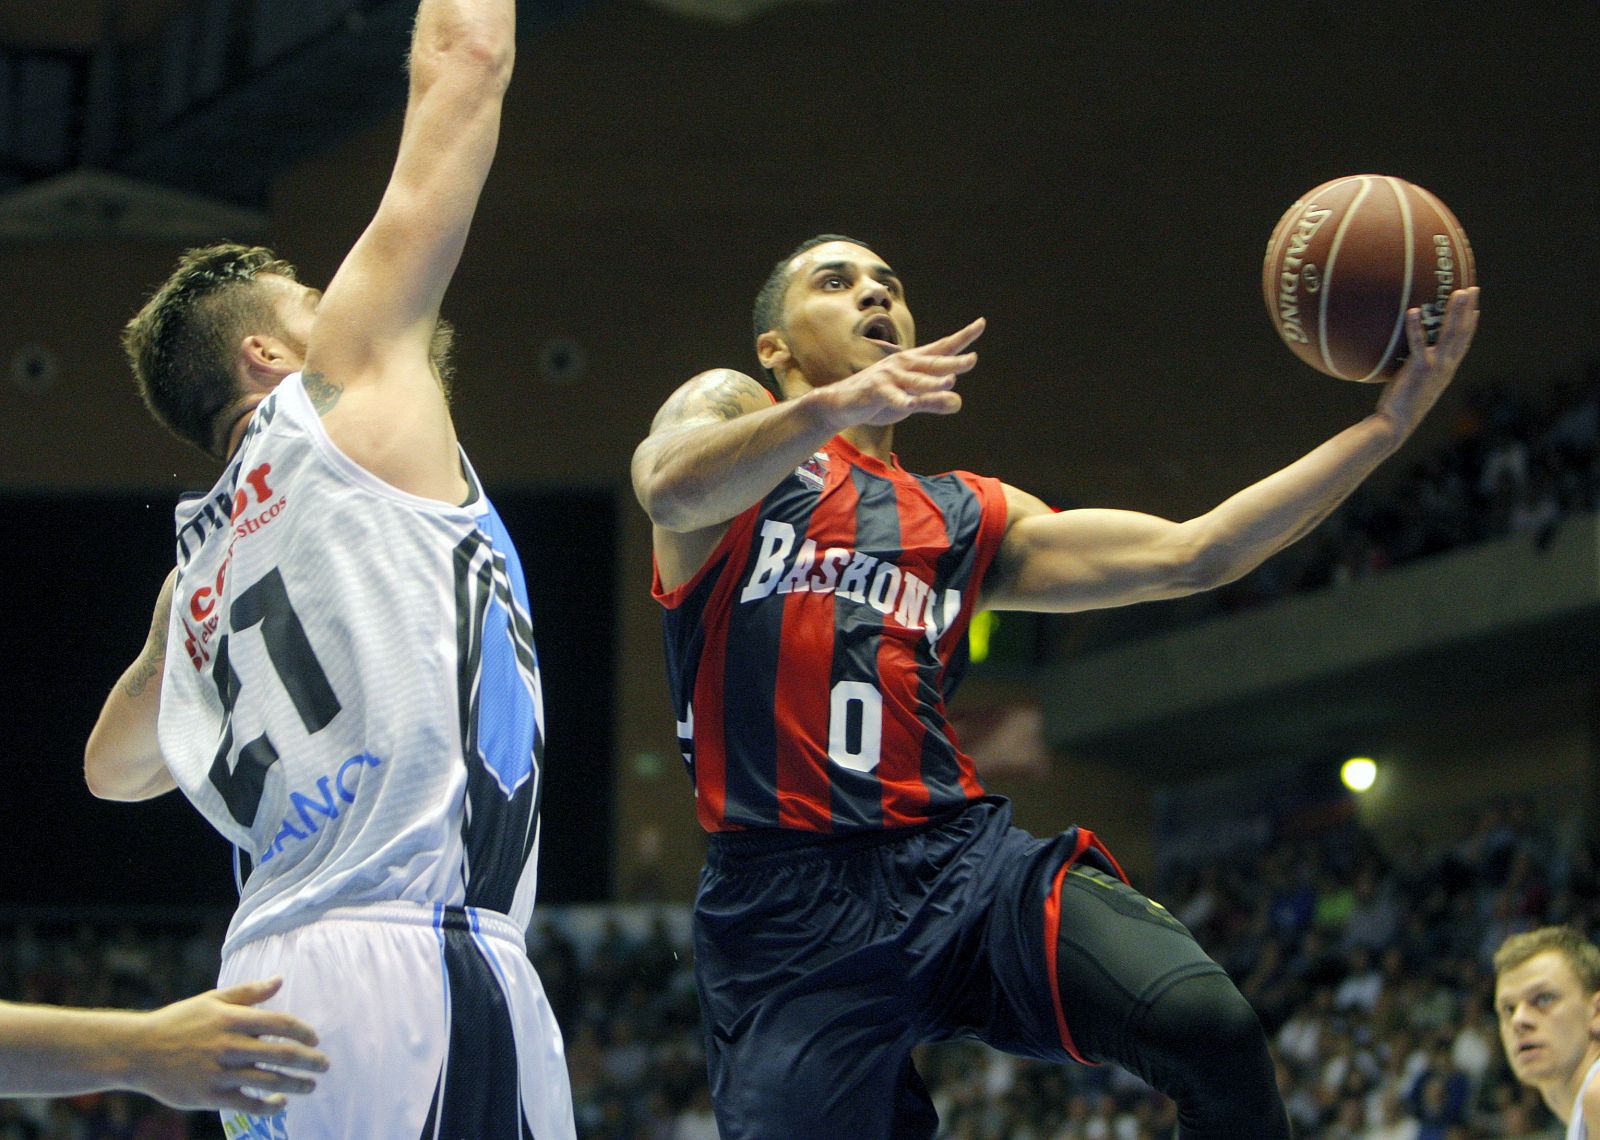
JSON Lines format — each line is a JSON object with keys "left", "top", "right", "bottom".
{"left": 216, "top": 902, "right": 574, "bottom": 1140}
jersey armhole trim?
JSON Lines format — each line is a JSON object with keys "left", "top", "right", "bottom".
{"left": 279, "top": 373, "right": 484, "bottom": 519}
{"left": 652, "top": 512, "right": 753, "bottom": 609}
{"left": 965, "top": 472, "right": 1010, "bottom": 594}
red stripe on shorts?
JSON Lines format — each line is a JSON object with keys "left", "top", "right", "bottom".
{"left": 1042, "top": 826, "right": 1125, "bottom": 1065}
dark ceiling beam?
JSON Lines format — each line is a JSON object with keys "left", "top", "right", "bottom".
{"left": 113, "top": 1, "right": 417, "bottom": 206}
{"left": 113, "top": 0, "right": 593, "bottom": 206}
{"left": 0, "top": 0, "right": 594, "bottom": 242}
{"left": 0, "top": 46, "right": 86, "bottom": 177}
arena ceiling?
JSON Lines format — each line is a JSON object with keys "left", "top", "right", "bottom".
{"left": 0, "top": 1, "right": 188, "bottom": 48}
{"left": 0, "top": 0, "right": 822, "bottom": 46}
{"left": 0, "top": 0, "right": 839, "bottom": 240}
{"left": 0, "top": 0, "right": 554, "bottom": 239}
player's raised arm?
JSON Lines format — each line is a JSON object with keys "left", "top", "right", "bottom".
{"left": 632, "top": 367, "right": 823, "bottom": 593}
{"left": 636, "top": 321, "right": 983, "bottom": 532}
{"left": 632, "top": 369, "right": 789, "bottom": 532}
{"left": 985, "top": 288, "right": 1479, "bottom": 613}
{"left": 634, "top": 321, "right": 983, "bottom": 590}
{"left": 84, "top": 569, "right": 178, "bottom": 801}
{"left": 302, "top": 0, "right": 515, "bottom": 499}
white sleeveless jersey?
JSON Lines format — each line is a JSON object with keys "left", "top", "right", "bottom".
{"left": 1571, "top": 1056, "right": 1600, "bottom": 1139}
{"left": 159, "top": 374, "right": 546, "bottom": 954}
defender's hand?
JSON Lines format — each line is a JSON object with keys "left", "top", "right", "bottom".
{"left": 128, "top": 977, "right": 329, "bottom": 1114}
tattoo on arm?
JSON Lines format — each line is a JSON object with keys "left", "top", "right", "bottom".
{"left": 122, "top": 655, "right": 160, "bottom": 699}
{"left": 121, "top": 594, "right": 170, "bottom": 699}
{"left": 302, "top": 371, "right": 344, "bottom": 414}
{"left": 650, "top": 371, "right": 766, "bottom": 433}
{"left": 701, "top": 374, "right": 758, "bottom": 421}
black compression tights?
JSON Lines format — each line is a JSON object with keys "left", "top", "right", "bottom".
{"left": 1124, "top": 970, "right": 1291, "bottom": 1138}
{"left": 1054, "top": 866, "right": 1292, "bottom": 1139}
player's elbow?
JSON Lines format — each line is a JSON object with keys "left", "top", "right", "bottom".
{"left": 632, "top": 451, "right": 701, "bottom": 533}
{"left": 451, "top": 34, "right": 514, "bottom": 90}
{"left": 83, "top": 748, "right": 129, "bottom": 801}
{"left": 635, "top": 477, "right": 701, "bottom": 534}
{"left": 1162, "top": 527, "right": 1242, "bottom": 596}
{"left": 412, "top": 19, "right": 514, "bottom": 94}
{"left": 83, "top": 738, "right": 163, "bottom": 802}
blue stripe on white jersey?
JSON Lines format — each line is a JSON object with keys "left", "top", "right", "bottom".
{"left": 453, "top": 503, "right": 544, "bottom": 917}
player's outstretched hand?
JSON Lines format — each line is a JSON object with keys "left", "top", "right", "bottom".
{"left": 128, "top": 976, "right": 329, "bottom": 1114}
{"left": 813, "top": 317, "right": 986, "bottom": 430}
{"left": 1376, "top": 287, "right": 1480, "bottom": 434}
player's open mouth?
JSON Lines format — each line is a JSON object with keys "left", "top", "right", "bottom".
{"left": 860, "top": 315, "right": 900, "bottom": 348}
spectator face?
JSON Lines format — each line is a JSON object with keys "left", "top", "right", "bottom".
{"left": 1495, "top": 949, "right": 1600, "bottom": 1091}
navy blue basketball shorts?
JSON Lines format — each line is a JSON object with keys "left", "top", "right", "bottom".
{"left": 692, "top": 795, "right": 1230, "bottom": 1140}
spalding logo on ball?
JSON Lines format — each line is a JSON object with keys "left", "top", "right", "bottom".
{"left": 1264, "top": 174, "right": 1475, "bottom": 381}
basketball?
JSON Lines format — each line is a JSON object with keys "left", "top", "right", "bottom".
{"left": 1263, "top": 174, "right": 1475, "bottom": 382}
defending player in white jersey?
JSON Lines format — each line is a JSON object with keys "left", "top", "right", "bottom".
{"left": 83, "top": 1, "right": 575, "bottom": 1137}
{"left": 1493, "top": 927, "right": 1600, "bottom": 1138}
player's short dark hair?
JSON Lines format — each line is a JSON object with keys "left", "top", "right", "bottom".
{"left": 1494, "top": 925, "right": 1600, "bottom": 993}
{"left": 122, "top": 243, "right": 298, "bottom": 459}
{"left": 751, "top": 233, "right": 873, "bottom": 398}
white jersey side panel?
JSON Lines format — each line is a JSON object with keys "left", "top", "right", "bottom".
{"left": 1571, "top": 1057, "right": 1600, "bottom": 1140}
{"left": 159, "top": 375, "right": 545, "bottom": 952}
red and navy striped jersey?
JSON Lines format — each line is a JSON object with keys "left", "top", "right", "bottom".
{"left": 654, "top": 434, "right": 1008, "bottom": 833}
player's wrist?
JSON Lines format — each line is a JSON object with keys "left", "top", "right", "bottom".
{"left": 1360, "top": 407, "right": 1413, "bottom": 456}
{"left": 794, "top": 386, "right": 850, "bottom": 435}
{"left": 77, "top": 1009, "right": 142, "bottom": 1090}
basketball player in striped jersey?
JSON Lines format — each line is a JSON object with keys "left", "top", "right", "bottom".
{"left": 83, "top": 2, "right": 574, "bottom": 1137}
{"left": 633, "top": 234, "right": 1478, "bottom": 1139}
{"left": 1495, "top": 927, "right": 1600, "bottom": 1137}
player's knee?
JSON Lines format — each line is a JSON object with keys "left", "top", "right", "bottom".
{"left": 1140, "top": 970, "right": 1268, "bottom": 1070}
{"left": 1135, "top": 972, "right": 1289, "bottom": 1139}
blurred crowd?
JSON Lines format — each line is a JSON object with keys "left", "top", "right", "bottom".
{"left": 1160, "top": 797, "right": 1579, "bottom": 1140}
{"left": 4, "top": 793, "right": 1586, "bottom": 1139}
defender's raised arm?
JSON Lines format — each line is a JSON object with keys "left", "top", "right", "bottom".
{"left": 302, "top": 0, "right": 516, "bottom": 500}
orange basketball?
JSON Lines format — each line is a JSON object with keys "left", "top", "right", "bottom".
{"left": 1263, "top": 175, "right": 1475, "bottom": 381}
